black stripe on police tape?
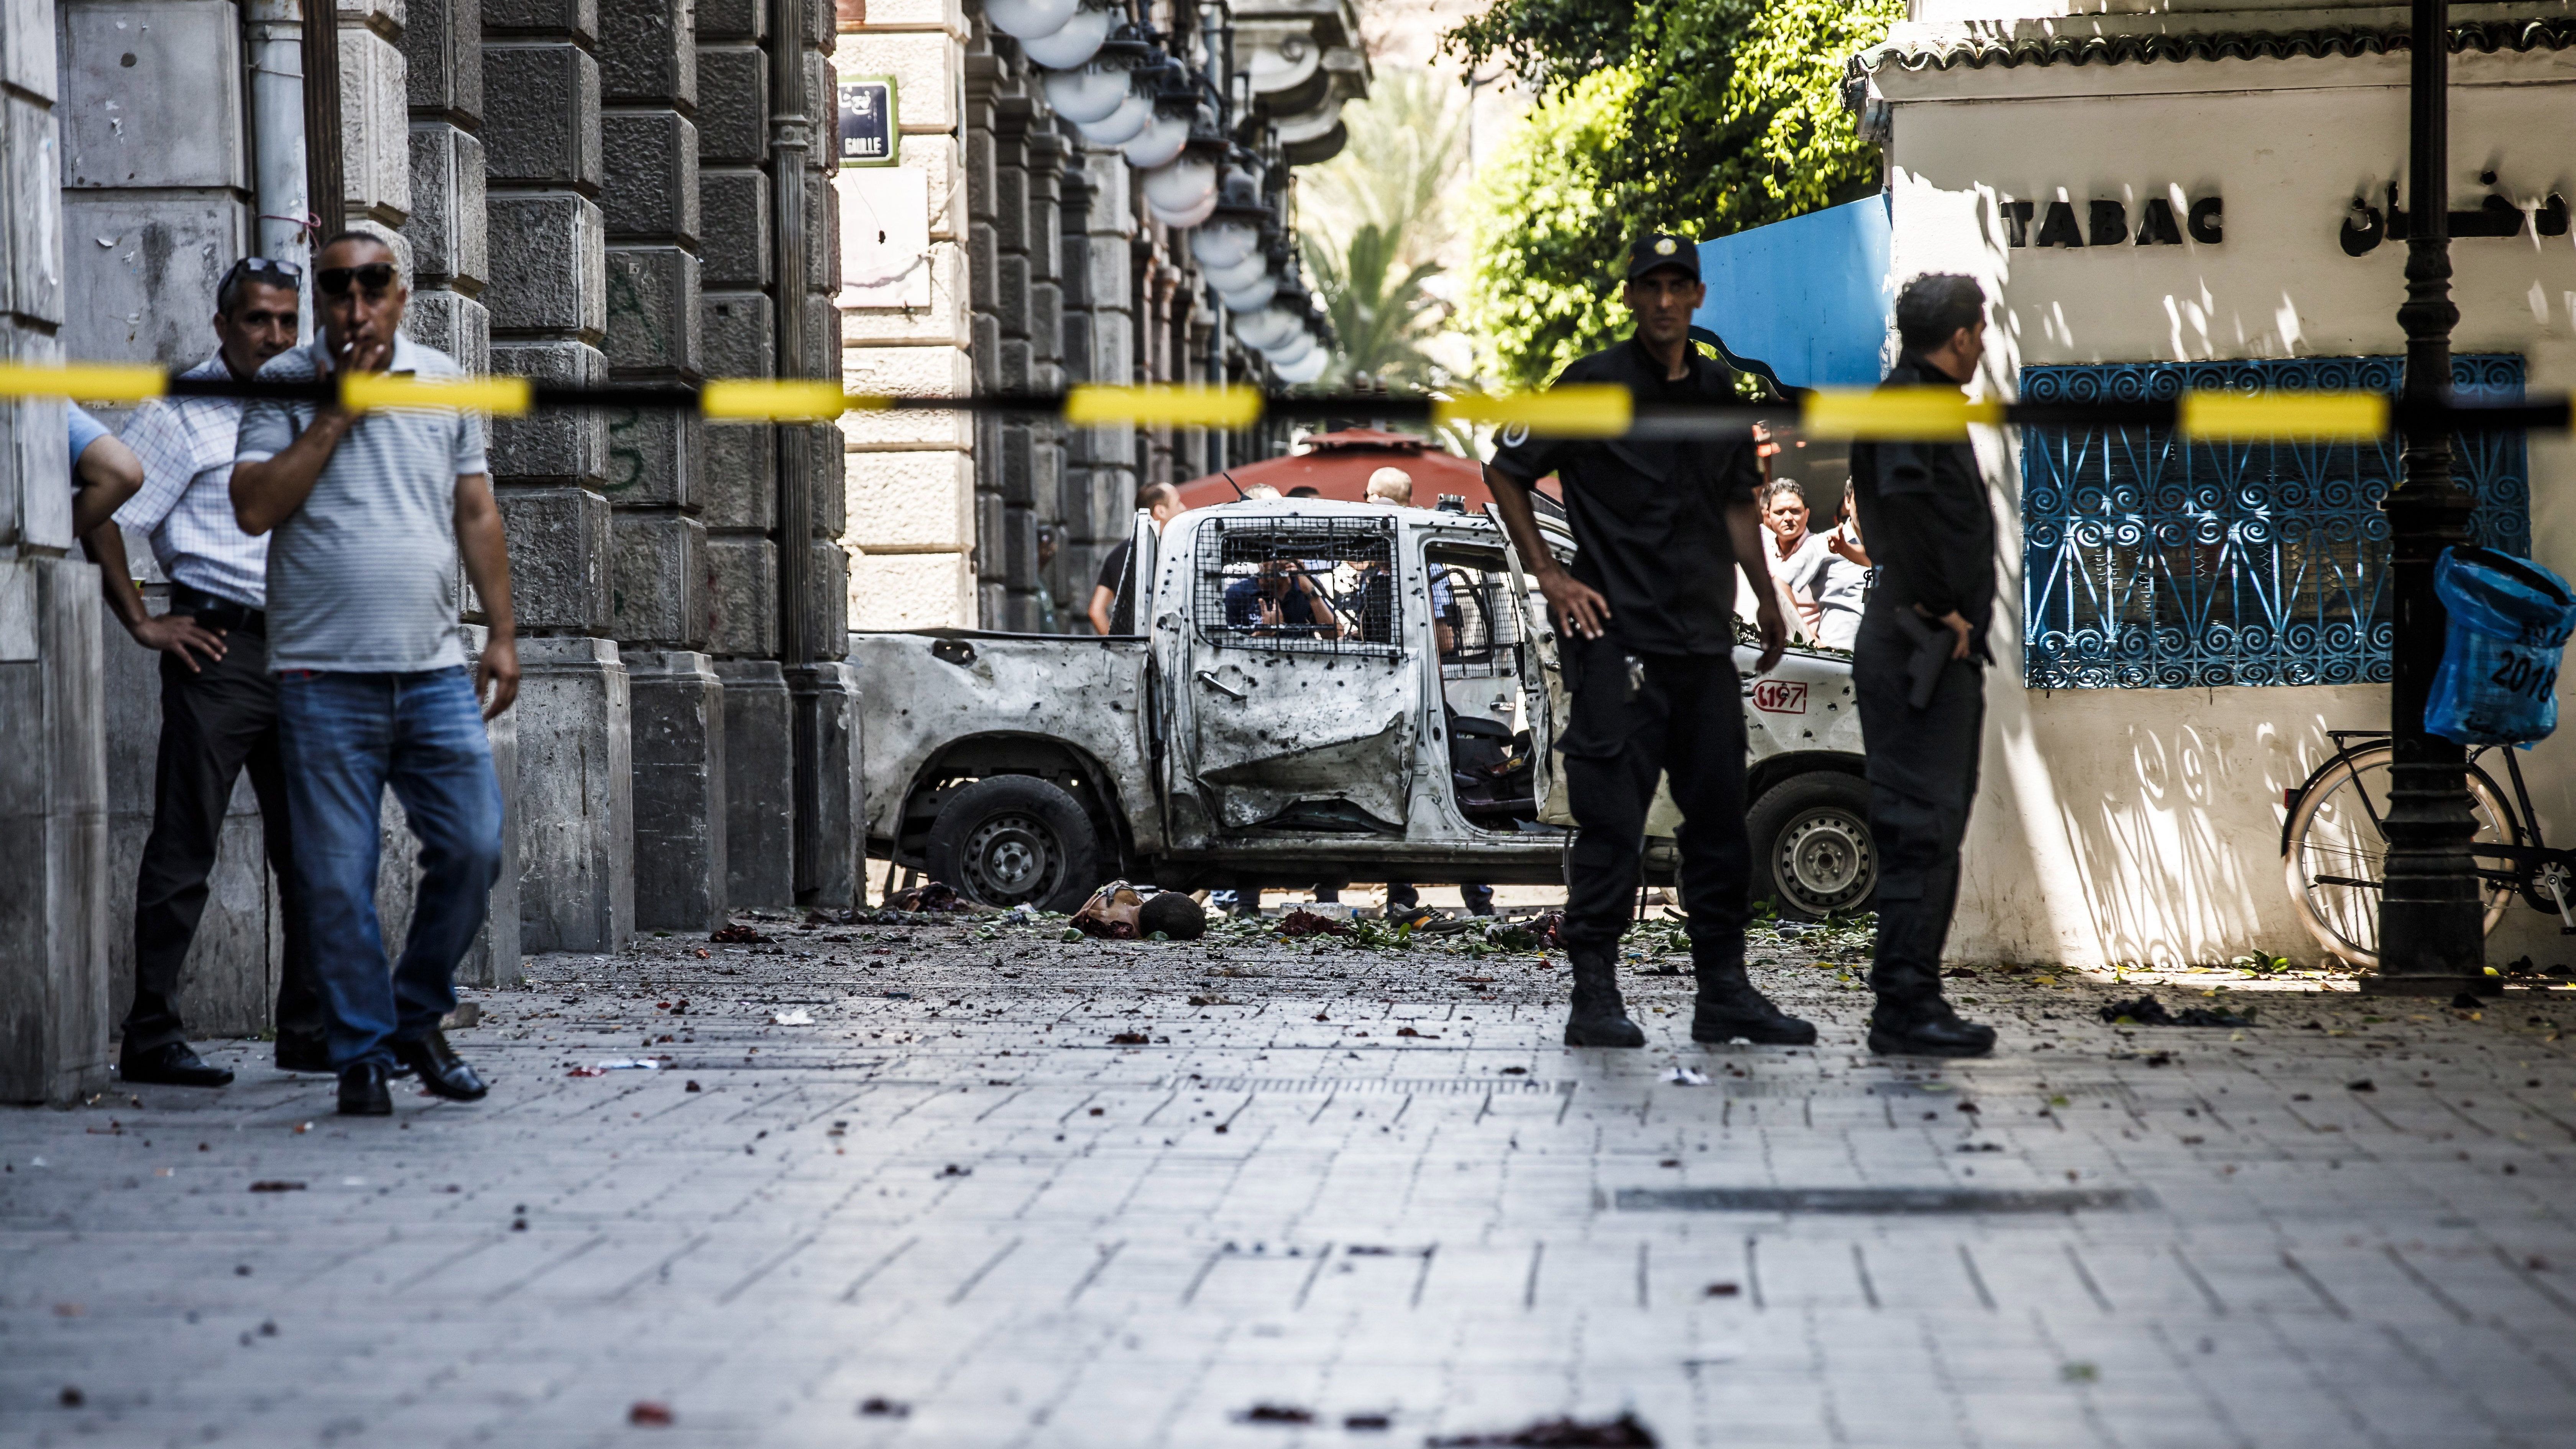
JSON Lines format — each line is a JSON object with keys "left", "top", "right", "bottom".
{"left": 153, "top": 374, "right": 2572, "bottom": 436}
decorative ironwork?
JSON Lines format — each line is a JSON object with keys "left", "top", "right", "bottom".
{"left": 2022, "top": 354, "right": 2528, "bottom": 688}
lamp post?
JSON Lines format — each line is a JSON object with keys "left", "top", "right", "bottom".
{"left": 2370, "top": 0, "right": 2492, "bottom": 997}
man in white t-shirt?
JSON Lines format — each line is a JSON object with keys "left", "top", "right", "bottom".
{"left": 1763, "top": 481, "right": 1869, "bottom": 649}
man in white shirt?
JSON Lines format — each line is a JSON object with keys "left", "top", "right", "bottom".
{"left": 1763, "top": 481, "right": 1869, "bottom": 649}
{"left": 79, "top": 257, "right": 325, "bottom": 1088}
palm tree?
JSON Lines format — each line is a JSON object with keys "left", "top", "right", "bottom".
{"left": 1298, "top": 70, "right": 1471, "bottom": 389}
{"left": 1307, "top": 222, "right": 1448, "bottom": 388}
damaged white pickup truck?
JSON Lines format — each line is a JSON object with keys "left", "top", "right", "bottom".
{"left": 852, "top": 499, "right": 1875, "bottom": 918}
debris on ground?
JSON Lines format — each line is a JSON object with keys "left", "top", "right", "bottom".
{"left": 1109, "top": 1032, "right": 1150, "bottom": 1045}
{"left": 1428, "top": 1413, "right": 1659, "bottom": 1447}
{"left": 2099, "top": 994, "right": 2255, "bottom": 1028}
{"left": 440, "top": 1001, "right": 483, "bottom": 1029}
{"left": 709, "top": 923, "right": 768, "bottom": 945}
{"left": 1072, "top": 881, "right": 1147, "bottom": 938}
{"left": 1666, "top": 1067, "right": 1710, "bottom": 1086}
{"left": 627, "top": 1400, "right": 673, "bottom": 1426}
{"left": 1704, "top": 1282, "right": 1740, "bottom": 1296}
{"left": 246, "top": 1181, "right": 304, "bottom": 1193}
{"left": 1277, "top": 908, "right": 1355, "bottom": 938}
{"left": 1234, "top": 1404, "right": 1316, "bottom": 1424}
{"left": 883, "top": 881, "right": 970, "bottom": 913}
{"left": 2451, "top": 991, "right": 2486, "bottom": 1010}
{"left": 1345, "top": 1411, "right": 1393, "bottom": 1431}
{"left": 771, "top": 1009, "right": 815, "bottom": 1026}
{"left": 858, "top": 1397, "right": 910, "bottom": 1418}
{"left": 591, "top": 1059, "right": 662, "bottom": 1070}
{"left": 58, "top": 1386, "right": 82, "bottom": 1407}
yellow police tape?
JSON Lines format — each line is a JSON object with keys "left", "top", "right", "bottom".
{"left": 0, "top": 361, "right": 169, "bottom": 404}
{"left": 340, "top": 373, "right": 533, "bottom": 414}
{"left": 1063, "top": 383, "right": 1264, "bottom": 430}
{"left": 1434, "top": 385, "right": 1633, "bottom": 439}
{"left": 1801, "top": 388, "right": 2006, "bottom": 440}
{"left": 2177, "top": 390, "right": 2387, "bottom": 441}
{"left": 701, "top": 379, "right": 883, "bottom": 421}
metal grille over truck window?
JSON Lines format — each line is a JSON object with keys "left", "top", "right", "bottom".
{"left": 1424, "top": 547, "right": 1523, "bottom": 675}
{"left": 1196, "top": 517, "right": 1403, "bottom": 656}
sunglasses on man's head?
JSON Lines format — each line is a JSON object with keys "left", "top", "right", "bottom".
{"left": 317, "top": 263, "right": 398, "bottom": 298}
{"left": 219, "top": 256, "right": 304, "bottom": 290}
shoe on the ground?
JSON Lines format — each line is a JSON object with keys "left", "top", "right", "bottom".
{"left": 274, "top": 1030, "right": 330, "bottom": 1074}
{"left": 392, "top": 1028, "right": 488, "bottom": 1101}
{"left": 338, "top": 1062, "right": 393, "bottom": 1116}
{"left": 1564, "top": 950, "right": 1646, "bottom": 1048}
{"left": 118, "top": 1040, "right": 235, "bottom": 1088}
{"left": 1691, "top": 962, "right": 1818, "bottom": 1046}
{"left": 1388, "top": 904, "right": 1439, "bottom": 931}
{"left": 1868, "top": 1002, "right": 1997, "bottom": 1058}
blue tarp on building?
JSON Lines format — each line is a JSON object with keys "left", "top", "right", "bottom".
{"left": 1692, "top": 196, "right": 1894, "bottom": 390}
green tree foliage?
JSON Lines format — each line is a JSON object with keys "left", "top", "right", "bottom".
{"left": 1454, "top": 0, "right": 1901, "bottom": 388}
{"left": 1459, "top": 68, "right": 1640, "bottom": 392}
{"left": 1299, "top": 70, "right": 1470, "bottom": 388}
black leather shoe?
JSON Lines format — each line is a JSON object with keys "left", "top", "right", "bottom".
{"left": 1691, "top": 962, "right": 1819, "bottom": 1046}
{"left": 118, "top": 1040, "right": 235, "bottom": 1088}
{"left": 338, "top": 1062, "right": 393, "bottom": 1116}
{"left": 392, "top": 1029, "right": 488, "bottom": 1101}
{"left": 274, "top": 1031, "right": 331, "bottom": 1074}
{"left": 1563, "top": 951, "right": 1646, "bottom": 1048}
{"left": 1868, "top": 1005, "right": 1998, "bottom": 1058}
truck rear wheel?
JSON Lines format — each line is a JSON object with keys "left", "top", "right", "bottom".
{"left": 1748, "top": 772, "right": 1876, "bottom": 921}
{"left": 925, "top": 775, "right": 1103, "bottom": 912}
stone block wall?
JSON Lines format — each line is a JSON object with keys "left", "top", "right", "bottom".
{"left": 485, "top": 0, "right": 633, "bottom": 952}
{"left": 403, "top": 0, "right": 492, "bottom": 371}
{"left": 1060, "top": 145, "right": 1137, "bottom": 617}
{"left": 835, "top": 0, "right": 974, "bottom": 631}
{"left": 0, "top": 0, "right": 111, "bottom": 1102}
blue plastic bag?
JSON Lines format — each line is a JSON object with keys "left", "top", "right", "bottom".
{"left": 2426, "top": 546, "right": 2576, "bottom": 746}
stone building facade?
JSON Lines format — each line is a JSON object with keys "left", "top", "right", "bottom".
{"left": 834, "top": 0, "right": 1366, "bottom": 634}
{"left": 7, "top": 0, "right": 1359, "bottom": 1097}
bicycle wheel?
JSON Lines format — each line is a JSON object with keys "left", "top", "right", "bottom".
{"left": 2282, "top": 744, "right": 2515, "bottom": 968}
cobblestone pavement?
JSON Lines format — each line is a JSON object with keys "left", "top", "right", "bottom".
{"left": 9, "top": 909, "right": 2576, "bottom": 1447}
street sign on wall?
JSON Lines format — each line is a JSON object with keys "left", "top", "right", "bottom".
{"left": 837, "top": 75, "right": 897, "bottom": 167}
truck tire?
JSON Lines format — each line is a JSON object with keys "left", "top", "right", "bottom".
{"left": 1747, "top": 772, "right": 1877, "bottom": 921}
{"left": 925, "top": 775, "right": 1103, "bottom": 912}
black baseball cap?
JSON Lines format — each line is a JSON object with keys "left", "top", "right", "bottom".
{"left": 1626, "top": 232, "right": 1699, "bottom": 281}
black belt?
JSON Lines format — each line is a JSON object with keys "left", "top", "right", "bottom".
{"left": 169, "top": 582, "right": 266, "bottom": 635}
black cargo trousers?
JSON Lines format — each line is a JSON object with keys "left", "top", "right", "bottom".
{"left": 1850, "top": 613, "right": 1986, "bottom": 1011}
{"left": 121, "top": 613, "right": 324, "bottom": 1052}
{"left": 1555, "top": 632, "right": 1752, "bottom": 962}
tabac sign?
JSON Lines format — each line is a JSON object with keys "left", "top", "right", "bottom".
{"left": 837, "top": 75, "right": 897, "bottom": 168}
{"left": 1997, "top": 193, "right": 2224, "bottom": 249}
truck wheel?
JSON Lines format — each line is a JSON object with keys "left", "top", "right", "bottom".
{"left": 924, "top": 775, "right": 1103, "bottom": 912}
{"left": 1748, "top": 772, "right": 1876, "bottom": 921}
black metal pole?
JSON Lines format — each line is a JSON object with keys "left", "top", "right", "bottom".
{"left": 2369, "top": 0, "right": 2491, "bottom": 996}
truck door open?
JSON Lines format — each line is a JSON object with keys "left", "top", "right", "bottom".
{"left": 1175, "top": 514, "right": 1419, "bottom": 833}
{"left": 1486, "top": 508, "right": 1564, "bottom": 826}
{"left": 1423, "top": 540, "right": 1545, "bottom": 829}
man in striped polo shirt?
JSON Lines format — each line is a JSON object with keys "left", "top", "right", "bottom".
{"left": 231, "top": 232, "right": 520, "bottom": 1117}
{"left": 85, "top": 257, "right": 328, "bottom": 1087}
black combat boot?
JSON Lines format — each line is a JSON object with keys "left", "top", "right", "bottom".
{"left": 1563, "top": 948, "right": 1646, "bottom": 1048}
{"left": 1691, "top": 958, "right": 1817, "bottom": 1045}
{"left": 1867, "top": 958, "right": 1996, "bottom": 1058}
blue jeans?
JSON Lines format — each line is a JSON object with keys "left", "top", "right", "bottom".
{"left": 276, "top": 667, "right": 504, "bottom": 1070}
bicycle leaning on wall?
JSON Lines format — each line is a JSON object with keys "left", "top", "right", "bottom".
{"left": 2282, "top": 729, "right": 2576, "bottom": 968}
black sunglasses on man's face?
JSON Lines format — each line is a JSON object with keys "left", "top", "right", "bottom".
{"left": 317, "top": 263, "right": 398, "bottom": 299}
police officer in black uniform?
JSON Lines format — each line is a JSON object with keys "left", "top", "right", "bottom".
{"left": 1484, "top": 233, "right": 1813, "bottom": 1050}
{"left": 1847, "top": 274, "right": 1999, "bottom": 1058}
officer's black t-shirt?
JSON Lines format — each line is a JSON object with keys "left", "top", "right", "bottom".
{"left": 1487, "top": 337, "right": 1761, "bottom": 656}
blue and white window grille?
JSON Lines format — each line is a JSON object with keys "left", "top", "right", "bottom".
{"left": 2022, "top": 355, "right": 2530, "bottom": 688}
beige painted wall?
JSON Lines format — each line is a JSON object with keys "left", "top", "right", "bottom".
{"left": 1878, "top": 41, "right": 2576, "bottom": 965}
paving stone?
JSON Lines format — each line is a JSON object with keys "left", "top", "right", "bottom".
{"left": 7, "top": 923, "right": 2575, "bottom": 1444}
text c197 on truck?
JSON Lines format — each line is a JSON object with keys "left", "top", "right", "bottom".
{"left": 851, "top": 496, "right": 1878, "bottom": 919}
